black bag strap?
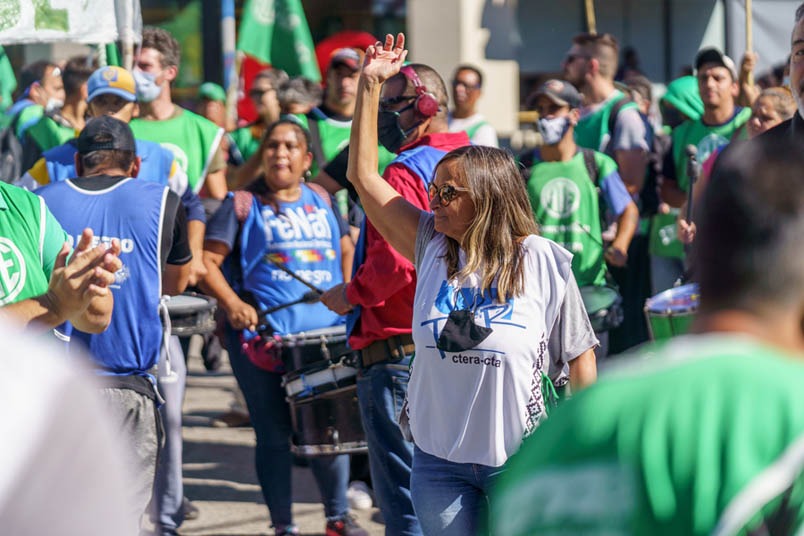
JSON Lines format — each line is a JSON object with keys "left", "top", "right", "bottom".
{"left": 580, "top": 147, "right": 599, "bottom": 185}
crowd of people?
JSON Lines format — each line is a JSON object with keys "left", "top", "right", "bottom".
{"left": 1, "top": 4, "right": 804, "bottom": 536}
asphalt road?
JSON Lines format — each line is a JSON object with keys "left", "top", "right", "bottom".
{"left": 162, "top": 348, "right": 386, "bottom": 536}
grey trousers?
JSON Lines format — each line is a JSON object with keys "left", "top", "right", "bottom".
{"left": 98, "top": 386, "right": 160, "bottom": 525}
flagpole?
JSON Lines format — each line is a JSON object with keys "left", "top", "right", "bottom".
{"left": 221, "top": 0, "right": 237, "bottom": 126}
{"left": 585, "top": 0, "right": 597, "bottom": 35}
{"left": 745, "top": 0, "right": 753, "bottom": 86}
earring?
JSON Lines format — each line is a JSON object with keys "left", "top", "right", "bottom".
{"left": 304, "top": 169, "right": 311, "bottom": 181}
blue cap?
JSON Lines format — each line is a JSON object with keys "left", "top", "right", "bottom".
{"left": 87, "top": 66, "right": 137, "bottom": 103}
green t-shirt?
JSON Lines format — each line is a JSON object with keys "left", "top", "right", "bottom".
{"left": 131, "top": 107, "right": 224, "bottom": 193}
{"left": 525, "top": 150, "right": 618, "bottom": 287}
{"left": 575, "top": 90, "right": 639, "bottom": 152}
{"left": 230, "top": 122, "right": 263, "bottom": 162}
{"left": 0, "top": 182, "right": 68, "bottom": 306}
{"left": 14, "top": 104, "right": 44, "bottom": 138}
{"left": 491, "top": 335, "right": 804, "bottom": 536}
{"left": 650, "top": 107, "right": 752, "bottom": 259}
{"left": 26, "top": 115, "right": 76, "bottom": 154}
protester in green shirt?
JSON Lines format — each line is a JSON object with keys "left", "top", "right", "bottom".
{"left": 652, "top": 47, "right": 751, "bottom": 293}
{"left": 22, "top": 56, "right": 96, "bottom": 170}
{"left": 0, "top": 182, "right": 119, "bottom": 333}
{"left": 492, "top": 136, "right": 804, "bottom": 536}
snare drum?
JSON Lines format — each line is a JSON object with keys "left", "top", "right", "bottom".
{"left": 283, "top": 360, "right": 358, "bottom": 398}
{"left": 288, "top": 384, "right": 367, "bottom": 456}
{"left": 644, "top": 283, "right": 699, "bottom": 341}
{"left": 165, "top": 293, "right": 217, "bottom": 337}
{"left": 279, "top": 325, "right": 354, "bottom": 372}
{"left": 580, "top": 285, "right": 623, "bottom": 332}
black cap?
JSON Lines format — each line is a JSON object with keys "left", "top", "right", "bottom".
{"left": 695, "top": 47, "right": 738, "bottom": 80}
{"left": 77, "top": 116, "right": 136, "bottom": 154}
{"left": 532, "top": 79, "right": 582, "bottom": 109}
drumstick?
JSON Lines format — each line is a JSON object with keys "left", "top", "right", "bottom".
{"left": 264, "top": 256, "right": 325, "bottom": 294}
{"left": 257, "top": 290, "right": 322, "bottom": 319}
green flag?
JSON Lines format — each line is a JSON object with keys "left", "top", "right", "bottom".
{"left": 0, "top": 45, "right": 16, "bottom": 113}
{"left": 105, "top": 43, "right": 121, "bottom": 67}
{"left": 237, "top": 0, "right": 321, "bottom": 82}
{"left": 159, "top": 0, "right": 202, "bottom": 87}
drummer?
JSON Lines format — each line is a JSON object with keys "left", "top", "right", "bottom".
{"left": 521, "top": 80, "right": 638, "bottom": 359}
{"left": 200, "top": 119, "right": 366, "bottom": 536}
{"left": 491, "top": 136, "right": 804, "bottom": 534}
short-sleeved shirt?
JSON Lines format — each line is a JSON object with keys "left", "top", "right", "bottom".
{"left": 407, "top": 213, "right": 598, "bottom": 467}
{"left": 492, "top": 334, "right": 804, "bottom": 535}
{"left": 0, "top": 182, "right": 67, "bottom": 306}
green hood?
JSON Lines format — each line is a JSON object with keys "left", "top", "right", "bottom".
{"left": 661, "top": 75, "right": 703, "bottom": 122}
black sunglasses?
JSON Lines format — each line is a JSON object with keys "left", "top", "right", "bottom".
{"left": 564, "top": 53, "right": 590, "bottom": 64}
{"left": 379, "top": 94, "right": 416, "bottom": 110}
{"left": 428, "top": 183, "right": 470, "bottom": 206}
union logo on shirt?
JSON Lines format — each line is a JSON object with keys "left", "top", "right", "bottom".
{"left": 541, "top": 177, "right": 581, "bottom": 219}
{"left": 0, "top": 238, "right": 27, "bottom": 306}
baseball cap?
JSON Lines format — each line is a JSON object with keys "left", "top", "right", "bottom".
{"left": 87, "top": 66, "right": 137, "bottom": 103}
{"left": 77, "top": 116, "right": 136, "bottom": 154}
{"left": 198, "top": 82, "right": 226, "bottom": 102}
{"left": 695, "top": 48, "right": 738, "bottom": 80}
{"left": 532, "top": 79, "right": 582, "bottom": 109}
{"left": 329, "top": 48, "right": 361, "bottom": 71}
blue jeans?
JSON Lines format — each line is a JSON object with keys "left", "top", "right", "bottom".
{"left": 410, "top": 446, "right": 506, "bottom": 536}
{"left": 152, "top": 335, "right": 187, "bottom": 535}
{"left": 357, "top": 357, "right": 422, "bottom": 535}
{"left": 225, "top": 328, "right": 349, "bottom": 527}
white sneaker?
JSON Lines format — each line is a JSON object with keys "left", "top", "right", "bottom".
{"left": 346, "top": 480, "right": 373, "bottom": 510}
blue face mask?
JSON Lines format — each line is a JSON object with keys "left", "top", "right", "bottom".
{"left": 133, "top": 69, "right": 162, "bottom": 103}
{"left": 536, "top": 116, "right": 571, "bottom": 146}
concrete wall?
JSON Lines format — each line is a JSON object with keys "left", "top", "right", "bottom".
{"left": 407, "top": 0, "right": 520, "bottom": 137}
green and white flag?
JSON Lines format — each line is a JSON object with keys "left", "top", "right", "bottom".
{"left": 237, "top": 0, "right": 321, "bottom": 82}
{"left": 0, "top": 0, "right": 141, "bottom": 45}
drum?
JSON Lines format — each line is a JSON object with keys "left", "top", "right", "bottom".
{"left": 279, "top": 325, "right": 356, "bottom": 372}
{"left": 282, "top": 360, "right": 358, "bottom": 399}
{"left": 580, "top": 285, "right": 623, "bottom": 332}
{"left": 644, "top": 283, "right": 700, "bottom": 341}
{"left": 165, "top": 293, "right": 217, "bottom": 337}
{"left": 288, "top": 384, "right": 367, "bottom": 456}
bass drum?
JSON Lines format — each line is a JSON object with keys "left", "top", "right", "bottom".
{"left": 288, "top": 383, "right": 367, "bottom": 457}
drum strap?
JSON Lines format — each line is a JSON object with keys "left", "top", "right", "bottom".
{"left": 157, "top": 296, "right": 178, "bottom": 384}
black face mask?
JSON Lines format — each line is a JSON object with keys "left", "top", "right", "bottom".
{"left": 377, "top": 103, "right": 418, "bottom": 153}
{"left": 436, "top": 309, "right": 493, "bottom": 352}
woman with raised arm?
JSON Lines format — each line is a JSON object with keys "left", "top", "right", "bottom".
{"left": 326, "top": 33, "right": 599, "bottom": 535}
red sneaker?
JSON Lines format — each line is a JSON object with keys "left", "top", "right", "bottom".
{"left": 325, "top": 514, "right": 369, "bottom": 536}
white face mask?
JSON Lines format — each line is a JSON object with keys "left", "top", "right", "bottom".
{"left": 537, "top": 116, "right": 571, "bottom": 145}
{"left": 133, "top": 69, "right": 163, "bottom": 103}
{"left": 45, "top": 97, "right": 63, "bottom": 113}
{"left": 783, "top": 75, "right": 791, "bottom": 88}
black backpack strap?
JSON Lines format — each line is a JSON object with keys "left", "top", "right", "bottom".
{"left": 603, "top": 95, "right": 633, "bottom": 155}
{"left": 580, "top": 147, "right": 599, "bottom": 185}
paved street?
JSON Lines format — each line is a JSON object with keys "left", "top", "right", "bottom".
{"left": 168, "top": 349, "right": 385, "bottom": 536}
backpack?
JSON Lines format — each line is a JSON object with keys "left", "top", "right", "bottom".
{"left": 232, "top": 182, "right": 333, "bottom": 223}
{"left": 0, "top": 114, "right": 23, "bottom": 183}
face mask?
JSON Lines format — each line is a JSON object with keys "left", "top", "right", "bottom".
{"left": 133, "top": 69, "right": 162, "bottom": 102}
{"left": 436, "top": 309, "right": 493, "bottom": 352}
{"left": 44, "top": 97, "right": 63, "bottom": 113}
{"left": 377, "top": 103, "right": 418, "bottom": 153}
{"left": 783, "top": 75, "right": 791, "bottom": 88}
{"left": 537, "top": 116, "right": 571, "bottom": 145}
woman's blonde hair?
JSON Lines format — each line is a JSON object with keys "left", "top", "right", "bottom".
{"left": 437, "top": 146, "right": 539, "bottom": 302}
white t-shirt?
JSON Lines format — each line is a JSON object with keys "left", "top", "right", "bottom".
{"left": 448, "top": 112, "right": 499, "bottom": 147}
{"left": 408, "top": 214, "right": 596, "bottom": 467}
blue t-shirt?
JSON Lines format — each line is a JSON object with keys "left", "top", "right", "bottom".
{"left": 206, "top": 184, "right": 349, "bottom": 335}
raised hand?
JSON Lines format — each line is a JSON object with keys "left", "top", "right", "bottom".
{"left": 362, "top": 33, "right": 408, "bottom": 85}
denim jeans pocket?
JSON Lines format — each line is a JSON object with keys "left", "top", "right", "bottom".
{"left": 390, "top": 374, "right": 409, "bottom": 422}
